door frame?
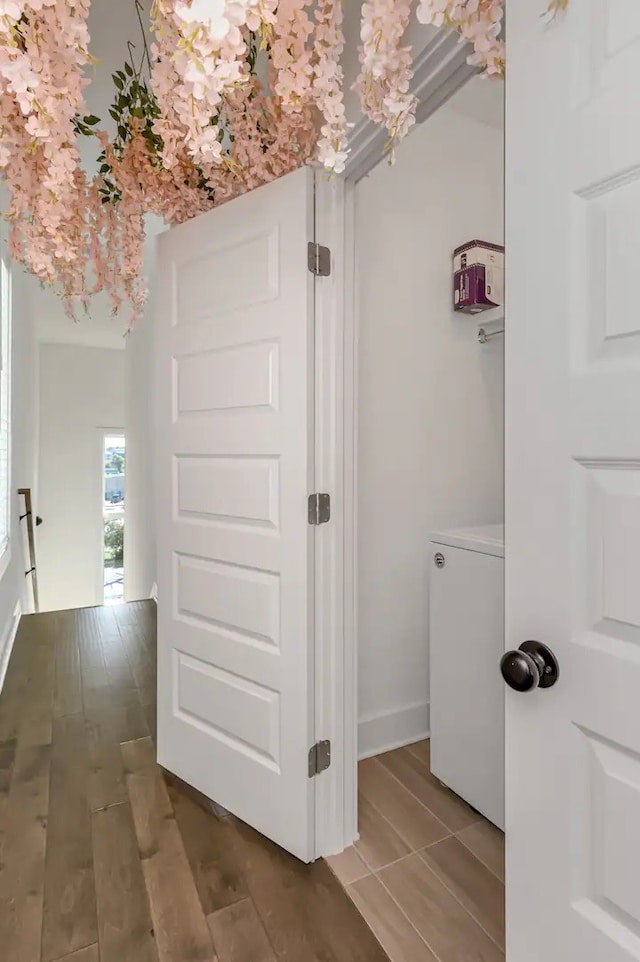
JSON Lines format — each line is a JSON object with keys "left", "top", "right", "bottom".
{"left": 315, "top": 31, "right": 479, "bottom": 856}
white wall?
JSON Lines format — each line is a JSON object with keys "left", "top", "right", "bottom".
{"left": 0, "top": 268, "right": 39, "bottom": 685}
{"left": 124, "top": 292, "right": 157, "bottom": 602}
{"left": 37, "top": 343, "right": 125, "bottom": 611}
{"left": 0, "top": 2, "right": 153, "bottom": 651}
{"left": 356, "top": 94, "right": 504, "bottom": 757}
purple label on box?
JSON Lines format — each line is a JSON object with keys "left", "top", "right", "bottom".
{"left": 454, "top": 264, "right": 499, "bottom": 314}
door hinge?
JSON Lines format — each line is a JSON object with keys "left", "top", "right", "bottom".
{"left": 308, "top": 740, "right": 331, "bottom": 777}
{"left": 308, "top": 493, "right": 330, "bottom": 525}
{"left": 307, "top": 242, "right": 331, "bottom": 276}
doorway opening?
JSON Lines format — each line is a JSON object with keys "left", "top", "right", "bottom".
{"left": 102, "top": 432, "right": 126, "bottom": 605}
{"left": 328, "top": 74, "right": 506, "bottom": 960}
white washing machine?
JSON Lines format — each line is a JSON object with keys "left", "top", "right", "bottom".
{"left": 429, "top": 524, "right": 505, "bottom": 830}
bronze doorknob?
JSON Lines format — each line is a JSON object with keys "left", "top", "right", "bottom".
{"left": 500, "top": 641, "right": 559, "bottom": 692}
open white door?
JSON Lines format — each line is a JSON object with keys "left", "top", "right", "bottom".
{"left": 507, "top": 1, "right": 640, "bottom": 959}
{"left": 156, "top": 167, "right": 316, "bottom": 862}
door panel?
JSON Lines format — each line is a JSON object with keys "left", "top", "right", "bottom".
{"left": 507, "top": 1, "right": 640, "bottom": 958}
{"left": 156, "top": 167, "right": 316, "bottom": 862}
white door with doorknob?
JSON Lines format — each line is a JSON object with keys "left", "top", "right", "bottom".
{"left": 506, "top": 0, "right": 640, "bottom": 958}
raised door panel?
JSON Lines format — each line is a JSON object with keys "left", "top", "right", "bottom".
{"left": 507, "top": 1, "right": 640, "bottom": 958}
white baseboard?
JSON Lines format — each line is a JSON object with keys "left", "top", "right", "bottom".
{"left": 0, "top": 602, "right": 21, "bottom": 695}
{"left": 358, "top": 701, "right": 430, "bottom": 760}
{"left": 150, "top": 582, "right": 158, "bottom": 604}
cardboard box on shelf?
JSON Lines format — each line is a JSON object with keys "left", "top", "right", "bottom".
{"left": 453, "top": 240, "right": 504, "bottom": 314}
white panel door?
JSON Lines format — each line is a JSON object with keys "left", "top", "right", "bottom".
{"left": 507, "top": 1, "right": 640, "bottom": 959}
{"left": 156, "top": 167, "right": 316, "bottom": 862}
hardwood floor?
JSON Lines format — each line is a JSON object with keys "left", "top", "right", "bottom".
{"left": 0, "top": 602, "right": 505, "bottom": 962}
{"left": 327, "top": 745, "right": 506, "bottom": 962}
{"left": 0, "top": 602, "right": 389, "bottom": 962}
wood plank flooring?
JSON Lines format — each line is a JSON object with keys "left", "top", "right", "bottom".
{"left": 327, "top": 746, "right": 506, "bottom": 962}
{"left": 0, "top": 602, "right": 389, "bottom": 962}
{"left": 0, "top": 601, "right": 505, "bottom": 962}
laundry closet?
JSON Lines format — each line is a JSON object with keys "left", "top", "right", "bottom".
{"left": 328, "top": 77, "right": 507, "bottom": 956}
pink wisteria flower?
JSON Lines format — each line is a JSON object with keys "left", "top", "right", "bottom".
{"left": 416, "top": 0, "right": 505, "bottom": 77}
{"left": 355, "top": 0, "right": 416, "bottom": 150}
{"left": 271, "top": 0, "right": 314, "bottom": 111}
{"left": 0, "top": 0, "right": 533, "bottom": 324}
{"left": 0, "top": 1, "right": 25, "bottom": 18}
{"left": 150, "top": 0, "right": 278, "bottom": 168}
{"left": 0, "top": 0, "right": 92, "bottom": 288}
{"left": 313, "top": 0, "right": 348, "bottom": 173}
{"left": 174, "top": 0, "right": 231, "bottom": 38}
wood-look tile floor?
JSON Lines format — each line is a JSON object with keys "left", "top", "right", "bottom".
{"left": 0, "top": 602, "right": 389, "bottom": 962}
{"left": 327, "top": 746, "right": 506, "bottom": 962}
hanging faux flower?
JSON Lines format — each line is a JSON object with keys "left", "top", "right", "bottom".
{"left": 269, "top": 0, "right": 348, "bottom": 173}
{"left": 313, "top": 0, "right": 349, "bottom": 174}
{"left": 0, "top": 0, "right": 93, "bottom": 288}
{"left": 355, "top": 0, "right": 417, "bottom": 153}
{"left": 150, "top": 0, "right": 278, "bottom": 169}
{"left": 271, "top": 0, "right": 314, "bottom": 110}
{"left": 0, "top": 0, "right": 570, "bottom": 326}
{"left": 416, "top": 1, "right": 505, "bottom": 78}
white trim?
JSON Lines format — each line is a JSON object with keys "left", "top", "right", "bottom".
{"left": 0, "top": 600, "right": 21, "bottom": 695}
{"left": 319, "top": 34, "right": 480, "bottom": 855}
{"left": 313, "top": 171, "right": 347, "bottom": 857}
{"left": 340, "top": 181, "right": 359, "bottom": 850}
{"left": 150, "top": 581, "right": 158, "bottom": 603}
{"left": 341, "top": 177, "right": 359, "bottom": 848}
{"left": 358, "top": 702, "right": 431, "bottom": 761}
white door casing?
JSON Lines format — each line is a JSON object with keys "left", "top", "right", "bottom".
{"left": 507, "top": 1, "right": 640, "bottom": 959}
{"left": 156, "top": 166, "right": 316, "bottom": 862}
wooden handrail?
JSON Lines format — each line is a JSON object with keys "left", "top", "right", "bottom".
{"left": 18, "top": 487, "right": 39, "bottom": 612}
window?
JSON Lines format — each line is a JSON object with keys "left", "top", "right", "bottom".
{"left": 0, "top": 256, "right": 11, "bottom": 556}
{"left": 103, "top": 433, "right": 125, "bottom": 605}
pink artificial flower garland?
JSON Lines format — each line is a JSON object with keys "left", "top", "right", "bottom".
{"left": 355, "top": 0, "right": 416, "bottom": 150}
{"left": 355, "top": 0, "right": 506, "bottom": 156}
{"left": 0, "top": 0, "right": 536, "bottom": 324}
{"left": 416, "top": 0, "right": 505, "bottom": 78}
{"left": 313, "top": 0, "right": 348, "bottom": 174}
{"left": 269, "top": 0, "right": 348, "bottom": 173}
{"left": 0, "top": 0, "right": 92, "bottom": 289}
{"left": 150, "top": 0, "right": 280, "bottom": 169}
{"left": 271, "top": 0, "right": 314, "bottom": 111}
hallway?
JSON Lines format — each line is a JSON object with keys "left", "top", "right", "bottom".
{"left": 0, "top": 603, "right": 388, "bottom": 962}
